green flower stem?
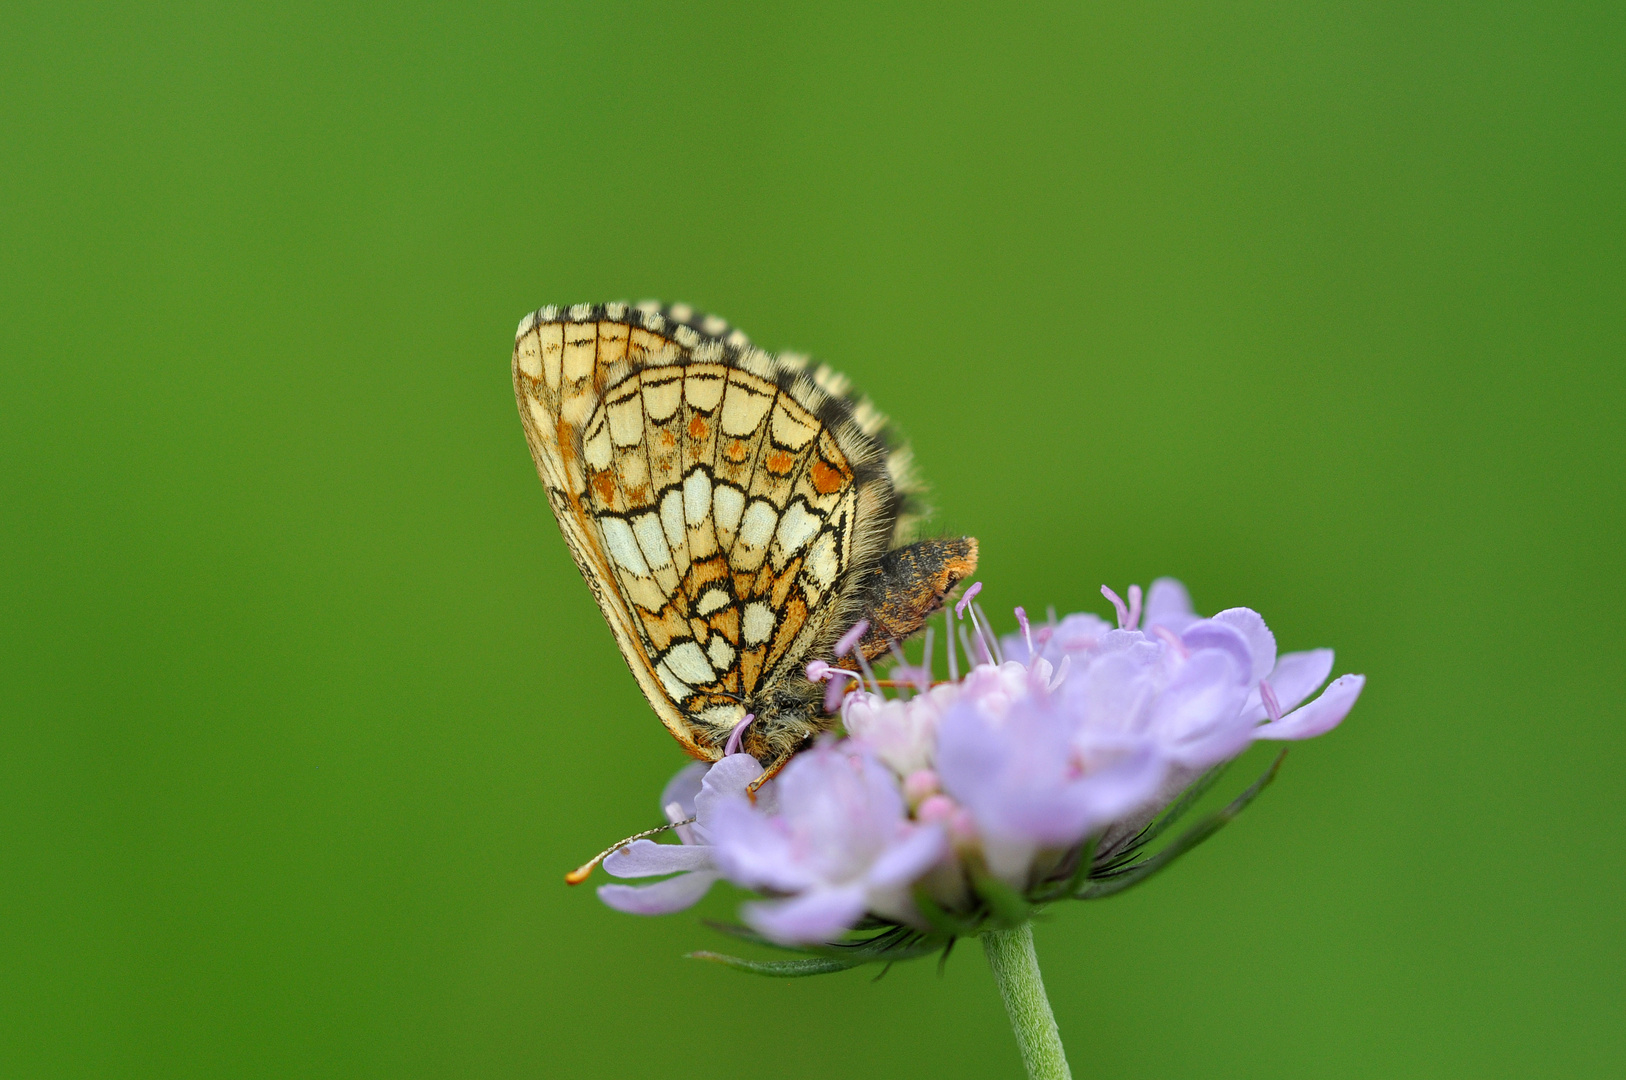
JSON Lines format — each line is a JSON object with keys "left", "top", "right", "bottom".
{"left": 982, "top": 923, "right": 1072, "bottom": 1080}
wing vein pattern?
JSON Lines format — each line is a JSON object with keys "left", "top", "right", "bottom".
{"left": 513, "top": 302, "right": 915, "bottom": 762}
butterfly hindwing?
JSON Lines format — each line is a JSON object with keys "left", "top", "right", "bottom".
{"left": 513, "top": 302, "right": 910, "bottom": 761}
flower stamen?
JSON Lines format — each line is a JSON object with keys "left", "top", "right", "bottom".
{"left": 835, "top": 618, "right": 870, "bottom": 658}
{"left": 1100, "top": 583, "right": 1143, "bottom": 630}
{"left": 974, "top": 602, "right": 1004, "bottom": 663}
{"left": 724, "top": 712, "right": 757, "bottom": 756}
{"left": 807, "top": 659, "right": 862, "bottom": 713}
{"left": 1260, "top": 679, "right": 1283, "bottom": 723}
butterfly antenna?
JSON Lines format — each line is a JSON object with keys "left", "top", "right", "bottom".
{"left": 564, "top": 817, "right": 696, "bottom": 885}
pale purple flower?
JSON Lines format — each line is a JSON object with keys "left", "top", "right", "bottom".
{"left": 938, "top": 580, "right": 1364, "bottom": 882}
{"left": 1139, "top": 578, "right": 1366, "bottom": 746}
{"left": 593, "top": 576, "right": 1363, "bottom": 945}
{"left": 936, "top": 684, "right": 1165, "bottom": 883}
{"left": 595, "top": 754, "right": 772, "bottom": 916}
{"left": 705, "top": 741, "right": 948, "bottom": 944}
{"left": 1007, "top": 578, "right": 1364, "bottom": 758}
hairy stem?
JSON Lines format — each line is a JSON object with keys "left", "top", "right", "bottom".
{"left": 982, "top": 924, "right": 1072, "bottom": 1080}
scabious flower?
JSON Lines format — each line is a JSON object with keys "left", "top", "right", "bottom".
{"left": 586, "top": 577, "right": 1364, "bottom": 960}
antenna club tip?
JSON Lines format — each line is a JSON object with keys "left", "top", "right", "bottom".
{"left": 564, "top": 866, "right": 594, "bottom": 886}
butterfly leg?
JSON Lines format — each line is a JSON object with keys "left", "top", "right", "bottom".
{"left": 745, "top": 748, "right": 797, "bottom": 799}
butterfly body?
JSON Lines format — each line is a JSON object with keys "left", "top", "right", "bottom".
{"left": 514, "top": 302, "right": 975, "bottom": 768}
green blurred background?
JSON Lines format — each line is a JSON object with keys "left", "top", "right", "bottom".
{"left": 4, "top": 2, "right": 1622, "bottom": 1076}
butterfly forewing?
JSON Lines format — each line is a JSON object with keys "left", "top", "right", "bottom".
{"left": 513, "top": 303, "right": 902, "bottom": 760}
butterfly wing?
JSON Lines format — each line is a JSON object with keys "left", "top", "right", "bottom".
{"left": 513, "top": 303, "right": 907, "bottom": 759}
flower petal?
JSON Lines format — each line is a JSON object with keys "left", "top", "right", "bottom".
{"left": 1256, "top": 674, "right": 1364, "bottom": 740}
{"left": 699, "top": 754, "right": 766, "bottom": 802}
{"left": 1178, "top": 620, "right": 1255, "bottom": 687}
{"left": 1042, "top": 612, "right": 1115, "bottom": 659}
{"left": 866, "top": 823, "right": 949, "bottom": 890}
{"left": 1143, "top": 578, "right": 1198, "bottom": 634}
{"left": 602, "top": 838, "right": 716, "bottom": 878}
{"left": 1264, "top": 649, "right": 1335, "bottom": 714}
{"left": 1146, "top": 648, "right": 1254, "bottom": 768}
{"left": 597, "top": 871, "right": 722, "bottom": 915}
{"left": 692, "top": 755, "right": 770, "bottom": 841}
{"left": 706, "top": 796, "right": 813, "bottom": 893}
{"left": 1073, "top": 740, "right": 1168, "bottom": 825}
{"left": 742, "top": 884, "right": 869, "bottom": 945}
{"left": 660, "top": 761, "right": 710, "bottom": 820}
{"left": 1213, "top": 608, "right": 1276, "bottom": 683}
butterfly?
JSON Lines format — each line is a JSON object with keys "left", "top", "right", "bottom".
{"left": 513, "top": 302, "right": 977, "bottom": 777}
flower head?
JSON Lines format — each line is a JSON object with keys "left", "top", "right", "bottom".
{"left": 590, "top": 576, "right": 1364, "bottom": 961}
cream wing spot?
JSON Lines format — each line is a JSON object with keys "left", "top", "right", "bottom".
{"left": 608, "top": 397, "right": 644, "bottom": 447}
{"left": 583, "top": 419, "right": 612, "bottom": 470}
{"left": 684, "top": 372, "right": 725, "bottom": 411}
{"left": 720, "top": 382, "right": 774, "bottom": 436}
{"left": 622, "top": 575, "right": 666, "bottom": 613}
{"left": 596, "top": 322, "right": 630, "bottom": 366}
{"left": 733, "top": 500, "right": 778, "bottom": 571}
{"left": 742, "top": 601, "right": 775, "bottom": 645}
{"left": 632, "top": 512, "right": 671, "bottom": 570}
{"left": 773, "top": 500, "right": 821, "bottom": 564}
{"left": 642, "top": 377, "right": 683, "bottom": 422}
{"left": 563, "top": 325, "right": 596, "bottom": 382}
{"left": 516, "top": 331, "right": 543, "bottom": 378}
{"left": 770, "top": 400, "right": 819, "bottom": 450}
{"left": 698, "top": 703, "right": 746, "bottom": 729}
{"left": 712, "top": 483, "right": 745, "bottom": 550}
{"left": 707, "top": 636, "right": 736, "bottom": 673}
{"left": 664, "top": 641, "right": 715, "bottom": 685}
{"left": 807, "top": 531, "right": 840, "bottom": 590}
{"left": 683, "top": 469, "right": 712, "bottom": 527}
{"left": 600, "top": 517, "right": 650, "bottom": 577}
{"left": 660, "top": 488, "right": 686, "bottom": 551}
{"left": 539, "top": 323, "right": 563, "bottom": 389}
{"left": 697, "top": 587, "right": 731, "bottom": 616}
{"left": 615, "top": 446, "right": 648, "bottom": 493}
{"left": 655, "top": 660, "right": 692, "bottom": 704}
{"left": 526, "top": 398, "right": 553, "bottom": 441}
